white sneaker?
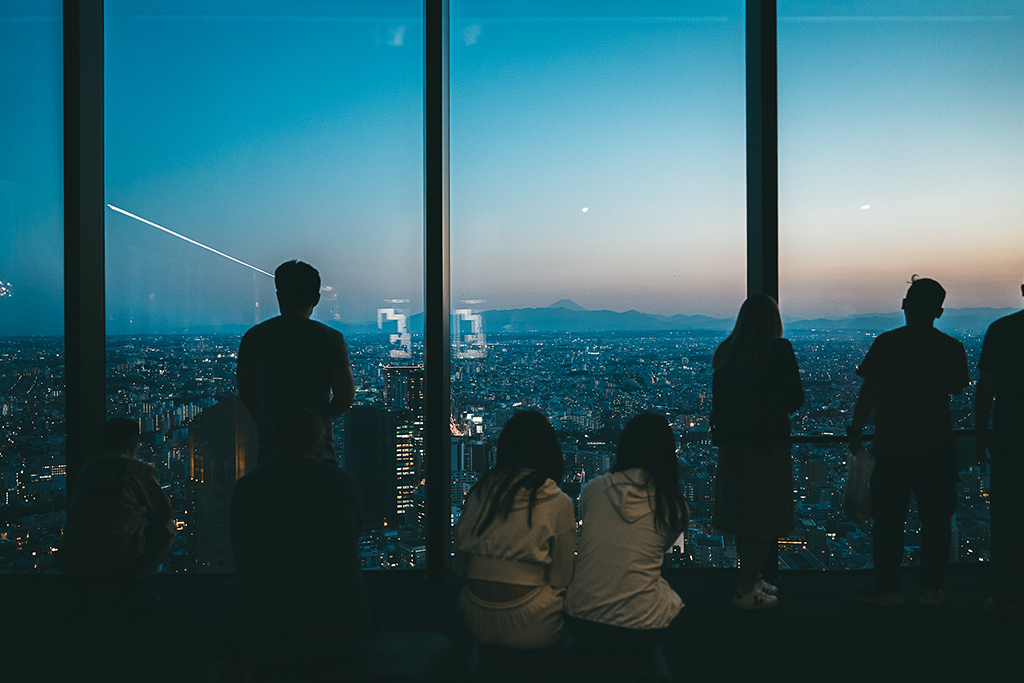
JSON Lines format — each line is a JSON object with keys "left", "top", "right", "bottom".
{"left": 733, "top": 588, "right": 778, "bottom": 610}
{"left": 756, "top": 578, "right": 778, "bottom": 596}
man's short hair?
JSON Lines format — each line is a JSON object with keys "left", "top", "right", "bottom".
{"left": 102, "top": 417, "right": 140, "bottom": 453}
{"left": 904, "top": 276, "right": 946, "bottom": 317}
{"left": 272, "top": 407, "right": 326, "bottom": 461}
{"left": 275, "top": 260, "right": 321, "bottom": 308}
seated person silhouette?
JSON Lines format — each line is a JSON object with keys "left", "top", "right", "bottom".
{"left": 453, "top": 410, "right": 576, "bottom": 649}
{"left": 59, "top": 417, "right": 177, "bottom": 608}
{"left": 566, "top": 414, "right": 688, "bottom": 651}
{"left": 224, "top": 406, "right": 371, "bottom": 673}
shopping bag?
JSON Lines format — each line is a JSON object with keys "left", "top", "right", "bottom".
{"left": 842, "top": 448, "right": 875, "bottom": 525}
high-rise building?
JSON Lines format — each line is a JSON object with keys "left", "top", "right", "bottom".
{"left": 344, "top": 406, "right": 398, "bottom": 529}
{"left": 395, "top": 412, "right": 417, "bottom": 514}
{"left": 383, "top": 366, "right": 424, "bottom": 413}
{"left": 382, "top": 366, "right": 425, "bottom": 483}
{"left": 187, "top": 398, "right": 256, "bottom": 572}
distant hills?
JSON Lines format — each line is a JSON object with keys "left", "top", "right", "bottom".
{"left": 397, "top": 300, "right": 1018, "bottom": 336}
{"left": 112, "top": 300, "right": 1018, "bottom": 337}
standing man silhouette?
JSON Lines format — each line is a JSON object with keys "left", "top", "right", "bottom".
{"left": 237, "top": 260, "right": 355, "bottom": 465}
{"left": 974, "top": 282, "right": 1024, "bottom": 622}
{"left": 848, "top": 277, "right": 969, "bottom": 607}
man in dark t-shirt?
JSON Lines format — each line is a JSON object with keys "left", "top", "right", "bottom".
{"left": 848, "top": 278, "right": 969, "bottom": 607}
{"left": 226, "top": 407, "right": 371, "bottom": 668}
{"left": 975, "top": 283, "right": 1024, "bottom": 619}
{"left": 237, "top": 260, "right": 355, "bottom": 465}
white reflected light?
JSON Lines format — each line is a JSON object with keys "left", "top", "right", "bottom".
{"left": 106, "top": 204, "right": 274, "bottom": 277}
{"left": 581, "top": 207, "right": 589, "bottom": 213}
{"left": 861, "top": 204, "right": 871, "bottom": 210}
{"left": 0, "top": 281, "right": 11, "bottom": 297}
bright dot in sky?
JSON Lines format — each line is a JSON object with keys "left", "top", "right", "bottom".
{"left": 581, "top": 207, "right": 589, "bottom": 213}
{"left": 861, "top": 204, "right": 871, "bottom": 210}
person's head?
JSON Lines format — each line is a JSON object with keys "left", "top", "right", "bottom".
{"left": 102, "top": 417, "right": 140, "bottom": 456}
{"left": 712, "top": 293, "right": 783, "bottom": 375}
{"left": 494, "top": 410, "right": 564, "bottom": 483}
{"left": 271, "top": 407, "right": 325, "bottom": 462}
{"left": 902, "top": 275, "right": 945, "bottom": 321}
{"left": 471, "top": 410, "right": 564, "bottom": 535}
{"left": 612, "top": 413, "right": 688, "bottom": 537}
{"left": 275, "top": 260, "right": 321, "bottom": 314}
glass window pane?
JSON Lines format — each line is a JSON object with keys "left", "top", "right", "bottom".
{"left": 779, "top": 0, "right": 1022, "bottom": 567}
{"left": 450, "top": 0, "right": 746, "bottom": 558}
{"left": 0, "top": 1, "right": 64, "bottom": 573}
{"left": 105, "top": 0, "right": 424, "bottom": 572}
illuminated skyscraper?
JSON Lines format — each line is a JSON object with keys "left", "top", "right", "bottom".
{"left": 383, "top": 366, "right": 424, "bottom": 413}
{"left": 187, "top": 398, "right": 256, "bottom": 572}
{"left": 383, "top": 366, "right": 425, "bottom": 513}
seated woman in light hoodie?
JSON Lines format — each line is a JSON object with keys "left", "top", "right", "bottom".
{"left": 454, "top": 410, "right": 576, "bottom": 649}
{"left": 565, "top": 413, "right": 689, "bottom": 651}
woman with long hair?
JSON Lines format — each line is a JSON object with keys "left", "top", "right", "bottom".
{"left": 453, "top": 410, "right": 576, "bottom": 648}
{"left": 565, "top": 413, "right": 690, "bottom": 651}
{"left": 711, "top": 293, "right": 804, "bottom": 609}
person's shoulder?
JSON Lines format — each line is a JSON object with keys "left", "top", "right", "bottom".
{"left": 291, "top": 459, "right": 361, "bottom": 492}
{"left": 126, "top": 457, "right": 158, "bottom": 479}
{"left": 874, "top": 327, "right": 903, "bottom": 343}
{"left": 302, "top": 318, "right": 343, "bottom": 336}
{"left": 930, "top": 327, "right": 965, "bottom": 349}
{"left": 539, "top": 478, "right": 574, "bottom": 507}
{"left": 987, "top": 309, "right": 1024, "bottom": 336}
{"left": 580, "top": 472, "right": 609, "bottom": 496}
{"left": 770, "top": 337, "right": 795, "bottom": 355}
{"left": 240, "top": 316, "right": 282, "bottom": 342}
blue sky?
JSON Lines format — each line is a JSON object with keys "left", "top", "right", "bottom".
{"left": 1, "top": 0, "right": 1021, "bottom": 336}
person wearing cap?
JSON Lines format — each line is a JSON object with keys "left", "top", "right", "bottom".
{"left": 848, "top": 277, "right": 969, "bottom": 608}
{"left": 974, "top": 282, "right": 1024, "bottom": 622}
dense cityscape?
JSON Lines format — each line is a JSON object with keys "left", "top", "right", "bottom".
{"left": 0, "top": 326, "right": 990, "bottom": 575}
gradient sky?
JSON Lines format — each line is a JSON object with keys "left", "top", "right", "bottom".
{"left": 1, "top": 0, "right": 1021, "bottom": 336}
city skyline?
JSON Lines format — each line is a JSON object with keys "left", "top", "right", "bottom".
{"left": 0, "top": 328, "right": 992, "bottom": 574}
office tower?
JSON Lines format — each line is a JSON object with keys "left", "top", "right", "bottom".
{"left": 383, "top": 365, "right": 424, "bottom": 412}
{"left": 344, "top": 406, "right": 398, "bottom": 529}
{"left": 383, "top": 365, "right": 425, "bottom": 479}
{"left": 467, "top": 441, "right": 488, "bottom": 474}
{"left": 395, "top": 412, "right": 417, "bottom": 515}
{"left": 187, "top": 398, "right": 256, "bottom": 572}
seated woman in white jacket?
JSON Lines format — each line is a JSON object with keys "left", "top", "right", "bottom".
{"left": 565, "top": 413, "right": 689, "bottom": 651}
{"left": 453, "top": 410, "right": 576, "bottom": 649}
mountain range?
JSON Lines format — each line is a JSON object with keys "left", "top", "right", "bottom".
{"left": 396, "top": 301, "right": 1016, "bottom": 335}
{"left": 138, "top": 301, "right": 1019, "bottom": 337}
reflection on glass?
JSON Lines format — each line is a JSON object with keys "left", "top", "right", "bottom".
{"left": 0, "top": 1, "right": 64, "bottom": 573}
{"left": 104, "top": 0, "right": 424, "bottom": 572}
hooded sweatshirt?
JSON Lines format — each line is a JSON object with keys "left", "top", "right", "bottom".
{"left": 565, "top": 469, "right": 683, "bottom": 630}
{"left": 453, "top": 469, "right": 576, "bottom": 588}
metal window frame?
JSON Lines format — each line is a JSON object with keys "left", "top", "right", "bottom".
{"left": 61, "top": 0, "right": 778, "bottom": 580}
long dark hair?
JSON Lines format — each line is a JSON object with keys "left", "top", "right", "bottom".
{"left": 712, "top": 293, "right": 783, "bottom": 377}
{"left": 611, "top": 413, "right": 689, "bottom": 540}
{"left": 470, "top": 410, "right": 564, "bottom": 536}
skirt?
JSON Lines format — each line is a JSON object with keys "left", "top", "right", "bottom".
{"left": 712, "top": 445, "right": 794, "bottom": 541}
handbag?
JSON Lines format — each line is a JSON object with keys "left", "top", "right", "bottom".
{"left": 842, "top": 448, "right": 875, "bottom": 526}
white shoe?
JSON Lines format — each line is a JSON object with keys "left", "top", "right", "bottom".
{"left": 756, "top": 578, "right": 778, "bottom": 596}
{"left": 733, "top": 587, "right": 778, "bottom": 610}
